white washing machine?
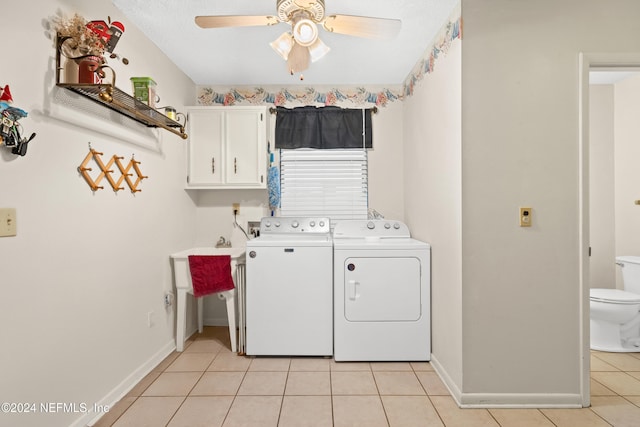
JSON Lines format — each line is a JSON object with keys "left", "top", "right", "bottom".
{"left": 333, "top": 219, "right": 431, "bottom": 361}
{"left": 246, "top": 217, "right": 333, "bottom": 356}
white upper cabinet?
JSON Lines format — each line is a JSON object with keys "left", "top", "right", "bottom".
{"left": 186, "top": 106, "right": 268, "bottom": 189}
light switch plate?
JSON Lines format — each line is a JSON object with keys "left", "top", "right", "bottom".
{"left": 0, "top": 208, "right": 17, "bottom": 237}
{"left": 520, "top": 207, "right": 532, "bottom": 227}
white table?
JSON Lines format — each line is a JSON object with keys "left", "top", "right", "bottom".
{"left": 170, "top": 247, "right": 246, "bottom": 352}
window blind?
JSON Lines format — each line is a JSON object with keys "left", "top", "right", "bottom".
{"left": 279, "top": 149, "right": 368, "bottom": 221}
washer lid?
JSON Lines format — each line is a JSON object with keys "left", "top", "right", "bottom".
{"left": 590, "top": 288, "right": 640, "bottom": 304}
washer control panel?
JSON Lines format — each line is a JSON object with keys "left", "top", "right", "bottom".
{"left": 333, "top": 219, "right": 411, "bottom": 239}
{"left": 260, "top": 217, "right": 331, "bottom": 235}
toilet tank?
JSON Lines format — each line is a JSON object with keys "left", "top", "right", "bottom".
{"left": 618, "top": 256, "right": 640, "bottom": 294}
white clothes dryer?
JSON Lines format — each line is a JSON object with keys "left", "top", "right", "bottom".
{"left": 333, "top": 220, "right": 431, "bottom": 361}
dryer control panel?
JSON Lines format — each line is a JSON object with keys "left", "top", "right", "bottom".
{"left": 259, "top": 217, "right": 331, "bottom": 235}
{"left": 333, "top": 220, "right": 411, "bottom": 239}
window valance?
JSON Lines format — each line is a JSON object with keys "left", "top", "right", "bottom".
{"left": 275, "top": 106, "right": 373, "bottom": 149}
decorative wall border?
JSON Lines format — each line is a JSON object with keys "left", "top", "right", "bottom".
{"left": 195, "top": 7, "right": 461, "bottom": 109}
{"left": 196, "top": 86, "right": 402, "bottom": 108}
{"left": 402, "top": 11, "right": 461, "bottom": 97}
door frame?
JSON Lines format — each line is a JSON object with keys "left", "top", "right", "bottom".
{"left": 578, "top": 52, "right": 640, "bottom": 407}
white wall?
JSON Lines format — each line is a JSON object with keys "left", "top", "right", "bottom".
{"left": 589, "top": 85, "right": 616, "bottom": 289}
{"left": 0, "top": 1, "right": 196, "bottom": 426}
{"left": 367, "top": 102, "right": 405, "bottom": 220}
{"left": 614, "top": 75, "right": 640, "bottom": 282}
{"left": 460, "top": 0, "right": 640, "bottom": 405}
{"left": 403, "top": 40, "right": 462, "bottom": 391}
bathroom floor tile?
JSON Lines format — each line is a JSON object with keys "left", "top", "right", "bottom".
{"left": 590, "top": 378, "right": 617, "bottom": 396}
{"left": 624, "top": 395, "right": 640, "bottom": 406}
{"left": 374, "top": 371, "right": 425, "bottom": 395}
{"left": 332, "top": 395, "right": 388, "bottom": 427}
{"left": 92, "top": 396, "right": 137, "bottom": 427}
{"left": 415, "top": 371, "right": 450, "bottom": 395}
{"left": 190, "top": 371, "right": 245, "bottom": 396}
{"left": 289, "top": 357, "right": 331, "bottom": 371}
{"left": 330, "top": 361, "right": 372, "bottom": 371}
{"left": 410, "top": 362, "right": 435, "bottom": 372}
{"left": 184, "top": 339, "right": 224, "bottom": 354}
{"left": 285, "top": 371, "right": 331, "bottom": 395}
{"left": 125, "top": 370, "right": 161, "bottom": 397}
{"left": 111, "top": 396, "right": 184, "bottom": 427}
{"left": 429, "top": 396, "right": 499, "bottom": 427}
{"left": 237, "top": 371, "right": 287, "bottom": 395}
{"left": 167, "top": 396, "right": 233, "bottom": 427}
{"left": 248, "top": 357, "right": 291, "bottom": 371}
{"left": 101, "top": 327, "right": 640, "bottom": 427}
{"left": 592, "top": 352, "right": 640, "bottom": 371}
{"left": 590, "top": 354, "right": 619, "bottom": 371}
{"left": 207, "top": 353, "right": 252, "bottom": 371}
{"left": 279, "top": 396, "right": 333, "bottom": 427}
{"left": 142, "top": 372, "right": 202, "bottom": 396}
{"left": 165, "top": 352, "right": 215, "bottom": 372}
{"left": 624, "top": 370, "right": 640, "bottom": 381}
{"left": 590, "top": 371, "right": 640, "bottom": 395}
{"left": 153, "top": 352, "right": 181, "bottom": 372}
{"left": 540, "top": 407, "right": 611, "bottom": 427}
{"left": 370, "top": 362, "right": 413, "bottom": 371}
{"left": 222, "top": 396, "right": 282, "bottom": 427}
{"left": 331, "top": 371, "right": 379, "bottom": 395}
{"left": 488, "top": 408, "right": 555, "bottom": 427}
{"left": 589, "top": 396, "right": 640, "bottom": 427}
{"left": 381, "top": 395, "right": 444, "bottom": 427}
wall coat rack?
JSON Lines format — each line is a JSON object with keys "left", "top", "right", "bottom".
{"left": 78, "top": 147, "right": 147, "bottom": 193}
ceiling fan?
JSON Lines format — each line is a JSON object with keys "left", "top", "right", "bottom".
{"left": 195, "top": 0, "right": 401, "bottom": 75}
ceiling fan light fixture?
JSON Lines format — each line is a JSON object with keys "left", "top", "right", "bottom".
{"left": 308, "top": 37, "right": 330, "bottom": 62}
{"left": 292, "top": 18, "right": 318, "bottom": 46}
{"left": 270, "top": 32, "right": 294, "bottom": 60}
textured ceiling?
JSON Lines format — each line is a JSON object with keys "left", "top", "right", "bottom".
{"left": 111, "top": 0, "right": 459, "bottom": 86}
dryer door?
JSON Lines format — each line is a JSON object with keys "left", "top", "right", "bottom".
{"left": 343, "top": 257, "right": 422, "bottom": 322}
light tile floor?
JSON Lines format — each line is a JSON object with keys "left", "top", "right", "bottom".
{"left": 93, "top": 327, "right": 640, "bottom": 427}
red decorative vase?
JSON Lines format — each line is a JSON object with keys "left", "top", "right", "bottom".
{"left": 78, "top": 56, "right": 103, "bottom": 84}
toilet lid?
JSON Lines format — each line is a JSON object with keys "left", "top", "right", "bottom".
{"left": 590, "top": 288, "right": 640, "bottom": 304}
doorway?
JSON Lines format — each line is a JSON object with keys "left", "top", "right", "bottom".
{"left": 579, "top": 53, "right": 640, "bottom": 407}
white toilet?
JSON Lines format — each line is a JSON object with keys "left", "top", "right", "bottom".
{"left": 590, "top": 256, "right": 640, "bottom": 352}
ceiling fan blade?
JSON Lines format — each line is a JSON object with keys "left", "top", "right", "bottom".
{"left": 322, "top": 14, "right": 401, "bottom": 39}
{"left": 195, "top": 15, "right": 279, "bottom": 29}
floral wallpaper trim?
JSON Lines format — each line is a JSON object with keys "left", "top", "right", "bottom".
{"left": 402, "top": 10, "right": 461, "bottom": 98}
{"left": 196, "top": 86, "right": 403, "bottom": 108}
{"left": 195, "top": 9, "right": 461, "bottom": 109}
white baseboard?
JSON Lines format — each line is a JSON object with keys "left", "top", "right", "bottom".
{"left": 429, "top": 354, "right": 583, "bottom": 408}
{"left": 457, "top": 393, "right": 583, "bottom": 408}
{"left": 429, "top": 353, "right": 463, "bottom": 403}
{"left": 71, "top": 340, "right": 176, "bottom": 427}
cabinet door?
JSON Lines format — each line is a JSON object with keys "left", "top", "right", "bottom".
{"left": 225, "top": 110, "right": 265, "bottom": 186}
{"left": 187, "top": 109, "right": 224, "bottom": 185}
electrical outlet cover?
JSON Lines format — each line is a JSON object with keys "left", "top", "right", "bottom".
{"left": 0, "top": 208, "right": 17, "bottom": 237}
